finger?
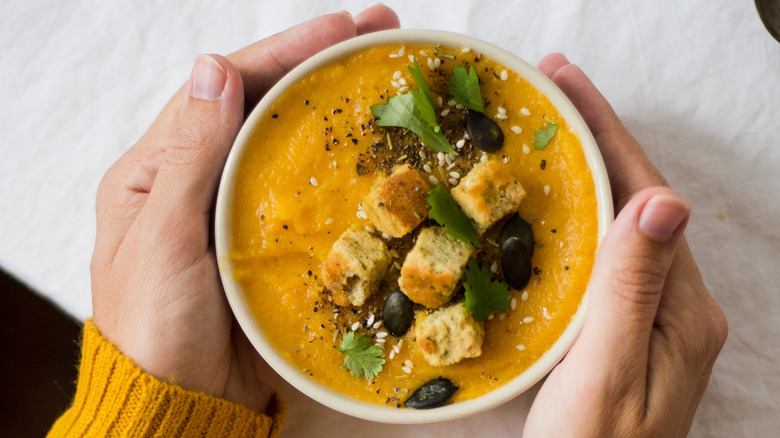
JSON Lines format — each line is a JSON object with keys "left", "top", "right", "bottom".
{"left": 354, "top": 3, "right": 401, "bottom": 34}
{"left": 144, "top": 55, "right": 244, "bottom": 233}
{"left": 537, "top": 55, "right": 667, "bottom": 209}
{"left": 569, "top": 187, "right": 690, "bottom": 389}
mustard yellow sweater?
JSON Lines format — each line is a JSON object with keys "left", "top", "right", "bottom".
{"left": 48, "top": 320, "right": 284, "bottom": 437}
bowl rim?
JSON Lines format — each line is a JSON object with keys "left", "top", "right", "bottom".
{"left": 215, "top": 28, "right": 613, "bottom": 424}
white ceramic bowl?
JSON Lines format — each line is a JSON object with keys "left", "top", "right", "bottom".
{"left": 215, "top": 29, "right": 613, "bottom": 424}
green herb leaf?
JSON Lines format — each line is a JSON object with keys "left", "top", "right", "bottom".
{"left": 532, "top": 122, "right": 558, "bottom": 150}
{"left": 463, "top": 258, "right": 512, "bottom": 321}
{"left": 337, "top": 331, "right": 385, "bottom": 379}
{"left": 449, "top": 65, "right": 485, "bottom": 113}
{"left": 408, "top": 58, "right": 435, "bottom": 120}
{"left": 371, "top": 62, "right": 457, "bottom": 156}
{"left": 371, "top": 94, "right": 456, "bottom": 155}
{"left": 426, "top": 185, "right": 481, "bottom": 247}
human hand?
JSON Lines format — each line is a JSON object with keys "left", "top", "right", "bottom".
{"left": 523, "top": 54, "right": 728, "bottom": 437}
{"left": 90, "top": 5, "right": 400, "bottom": 413}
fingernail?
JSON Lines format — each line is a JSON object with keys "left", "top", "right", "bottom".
{"left": 339, "top": 10, "right": 352, "bottom": 17}
{"left": 638, "top": 195, "right": 690, "bottom": 242}
{"left": 190, "top": 55, "right": 227, "bottom": 101}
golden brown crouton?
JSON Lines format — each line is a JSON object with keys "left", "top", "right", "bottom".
{"left": 398, "top": 226, "right": 473, "bottom": 308}
{"left": 322, "top": 228, "right": 391, "bottom": 307}
{"left": 415, "top": 303, "right": 484, "bottom": 366}
{"left": 451, "top": 161, "right": 526, "bottom": 233}
{"left": 363, "top": 164, "right": 429, "bottom": 238}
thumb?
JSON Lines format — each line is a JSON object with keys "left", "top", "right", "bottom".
{"left": 147, "top": 54, "right": 244, "bottom": 220}
{"left": 571, "top": 187, "right": 690, "bottom": 378}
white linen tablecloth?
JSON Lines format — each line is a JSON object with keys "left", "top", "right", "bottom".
{"left": 2, "top": 0, "right": 778, "bottom": 436}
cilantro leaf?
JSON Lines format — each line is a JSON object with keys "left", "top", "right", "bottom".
{"left": 463, "top": 259, "right": 512, "bottom": 322}
{"left": 532, "top": 122, "right": 558, "bottom": 150}
{"left": 426, "top": 185, "right": 481, "bottom": 247}
{"left": 371, "top": 94, "right": 456, "bottom": 155}
{"left": 337, "top": 331, "right": 385, "bottom": 379}
{"left": 408, "top": 58, "right": 435, "bottom": 121}
{"left": 449, "top": 65, "right": 485, "bottom": 113}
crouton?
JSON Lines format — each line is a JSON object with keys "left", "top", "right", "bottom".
{"left": 362, "top": 164, "right": 429, "bottom": 238}
{"left": 450, "top": 161, "right": 525, "bottom": 233}
{"left": 398, "top": 226, "right": 473, "bottom": 308}
{"left": 415, "top": 303, "right": 484, "bottom": 366}
{"left": 322, "top": 228, "right": 391, "bottom": 307}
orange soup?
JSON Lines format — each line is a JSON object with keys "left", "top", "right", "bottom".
{"left": 229, "top": 44, "right": 598, "bottom": 407}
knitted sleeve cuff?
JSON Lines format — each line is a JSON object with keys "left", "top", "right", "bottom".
{"left": 48, "top": 320, "right": 285, "bottom": 437}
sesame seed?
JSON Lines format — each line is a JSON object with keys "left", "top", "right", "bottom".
{"left": 449, "top": 171, "right": 461, "bottom": 179}
{"left": 498, "top": 106, "right": 507, "bottom": 115}
{"left": 434, "top": 58, "right": 442, "bottom": 69}
{"left": 357, "top": 211, "right": 368, "bottom": 220}
{"left": 456, "top": 139, "right": 465, "bottom": 148}
{"left": 544, "top": 185, "right": 551, "bottom": 196}
{"left": 390, "top": 80, "right": 400, "bottom": 88}
{"left": 393, "top": 70, "right": 402, "bottom": 80}
{"left": 398, "top": 86, "right": 409, "bottom": 94}
{"left": 500, "top": 70, "right": 509, "bottom": 81}
{"left": 521, "top": 107, "right": 531, "bottom": 116}
{"left": 365, "top": 225, "right": 375, "bottom": 233}
{"left": 455, "top": 104, "right": 464, "bottom": 110}
{"left": 490, "top": 261, "right": 498, "bottom": 273}
{"left": 449, "top": 178, "right": 458, "bottom": 186}
{"left": 543, "top": 307, "right": 551, "bottom": 320}
{"left": 419, "top": 150, "right": 426, "bottom": 159}
{"left": 448, "top": 99, "right": 457, "bottom": 106}
{"left": 332, "top": 160, "right": 338, "bottom": 168}
{"left": 367, "top": 314, "right": 375, "bottom": 326}
{"left": 419, "top": 50, "right": 428, "bottom": 56}
{"left": 461, "top": 47, "right": 471, "bottom": 53}
{"left": 523, "top": 316, "right": 535, "bottom": 323}
{"left": 351, "top": 322, "right": 360, "bottom": 331}
{"left": 398, "top": 46, "right": 405, "bottom": 56}
{"left": 429, "top": 175, "right": 440, "bottom": 185}
{"left": 511, "top": 297, "right": 517, "bottom": 310}
{"left": 522, "top": 144, "right": 531, "bottom": 154}
{"left": 427, "top": 58, "right": 435, "bottom": 70}
{"left": 447, "top": 162, "right": 457, "bottom": 170}
{"left": 404, "top": 359, "right": 414, "bottom": 368}
{"left": 377, "top": 331, "right": 388, "bottom": 338}
{"left": 445, "top": 154, "right": 454, "bottom": 165}
{"left": 309, "top": 177, "right": 318, "bottom": 186}
{"left": 423, "top": 164, "right": 432, "bottom": 173}
{"left": 373, "top": 321, "right": 382, "bottom": 329}
{"left": 464, "top": 132, "right": 470, "bottom": 140}
{"left": 488, "top": 314, "right": 495, "bottom": 320}
{"left": 389, "top": 350, "right": 396, "bottom": 360}
{"left": 390, "top": 249, "right": 400, "bottom": 258}
{"left": 389, "top": 54, "right": 399, "bottom": 58}
{"left": 481, "top": 154, "right": 488, "bottom": 162}
{"left": 437, "top": 152, "right": 444, "bottom": 161}
{"left": 393, "top": 261, "right": 402, "bottom": 270}
{"left": 495, "top": 113, "right": 508, "bottom": 120}
{"left": 440, "top": 109, "right": 450, "bottom": 117}
{"left": 516, "top": 344, "right": 526, "bottom": 351}
{"left": 503, "top": 156, "right": 509, "bottom": 164}
{"left": 437, "top": 96, "right": 443, "bottom": 107}
{"left": 325, "top": 218, "right": 334, "bottom": 225}
{"left": 397, "top": 339, "right": 403, "bottom": 349}
{"left": 398, "top": 78, "right": 407, "bottom": 86}
{"left": 522, "top": 290, "right": 529, "bottom": 301}
{"left": 393, "top": 345, "right": 400, "bottom": 354}
{"left": 408, "top": 54, "right": 415, "bottom": 62}
{"left": 382, "top": 232, "right": 391, "bottom": 240}
{"left": 511, "top": 126, "right": 523, "bottom": 134}
{"left": 402, "top": 366, "right": 412, "bottom": 374}
{"left": 376, "top": 338, "right": 386, "bottom": 344}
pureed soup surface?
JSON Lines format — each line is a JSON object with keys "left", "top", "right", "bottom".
{"left": 230, "top": 44, "right": 598, "bottom": 407}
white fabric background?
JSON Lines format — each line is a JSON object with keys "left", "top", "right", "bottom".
{"left": 1, "top": 0, "right": 778, "bottom": 436}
